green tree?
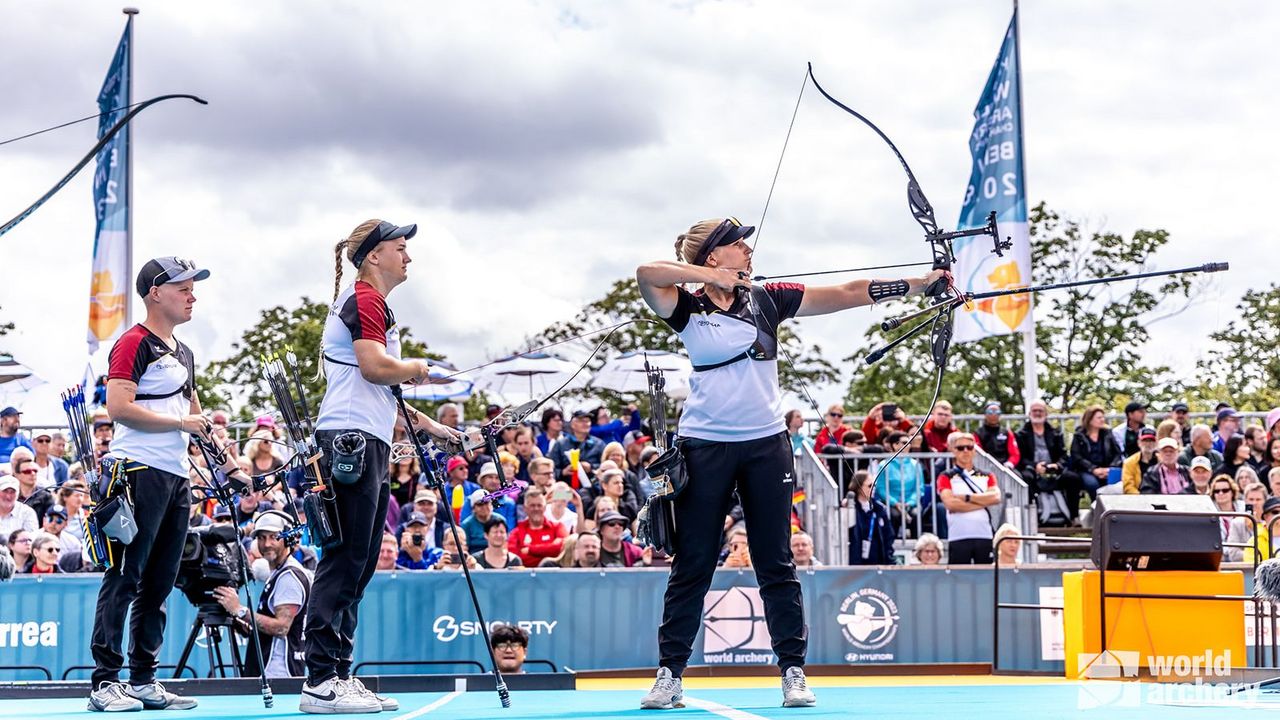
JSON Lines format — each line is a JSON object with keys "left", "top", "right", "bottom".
{"left": 843, "top": 203, "right": 1203, "bottom": 415}
{"left": 1190, "top": 284, "right": 1280, "bottom": 410}
{"left": 524, "top": 278, "right": 839, "bottom": 413}
{"left": 200, "top": 297, "right": 437, "bottom": 418}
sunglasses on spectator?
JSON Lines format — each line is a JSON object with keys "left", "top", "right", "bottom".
{"left": 603, "top": 521, "right": 627, "bottom": 528}
{"left": 1213, "top": 488, "right": 1233, "bottom": 495}
{"left": 48, "top": 517, "right": 66, "bottom": 524}
{"left": 42, "top": 546, "right": 61, "bottom": 554}
{"left": 34, "top": 437, "right": 50, "bottom": 443}
{"left": 954, "top": 445, "right": 976, "bottom": 452}
{"left": 17, "top": 468, "right": 37, "bottom": 475}
{"left": 828, "top": 412, "right": 843, "bottom": 418}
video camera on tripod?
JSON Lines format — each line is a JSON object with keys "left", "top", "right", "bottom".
{"left": 175, "top": 524, "right": 247, "bottom": 623}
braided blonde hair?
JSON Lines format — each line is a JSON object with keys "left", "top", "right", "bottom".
{"left": 673, "top": 218, "right": 724, "bottom": 265}
{"left": 331, "top": 218, "right": 384, "bottom": 302}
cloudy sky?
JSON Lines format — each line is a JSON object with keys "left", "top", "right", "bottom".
{"left": 0, "top": 0, "right": 1275, "bottom": 417}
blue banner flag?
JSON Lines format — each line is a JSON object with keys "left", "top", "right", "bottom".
{"left": 953, "top": 12, "right": 1033, "bottom": 341}
{"left": 88, "top": 20, "right": 132, "bottom": 354}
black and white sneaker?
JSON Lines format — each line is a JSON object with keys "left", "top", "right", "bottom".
{"left": 299, "top": 677, "right": 381, "bottom": 714}
{"left": 640, "top": 667, "right": 684, "bottom": 710}
{"left": 781, "top": 667, "right": 817, "bottom": 707}
{"left": 87, "top": 681, "right": 143, "bottom": 712}
{"left": 125, "top": 681, "right": 198, "bottom": 710}
{"left": 349, "top": 677, "right": 399, "bottom": 711}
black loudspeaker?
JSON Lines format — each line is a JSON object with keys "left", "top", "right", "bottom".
{"left": 1091, "top": 494, "right": 1223, "bottom": 571}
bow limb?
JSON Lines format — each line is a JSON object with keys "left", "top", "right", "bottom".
{"left": 0, "top": 93, "right": 208, "bottom": 240}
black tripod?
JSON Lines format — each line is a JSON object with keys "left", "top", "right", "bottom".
{"left": 174, "top": 605, "right": 245, "bottom": 679}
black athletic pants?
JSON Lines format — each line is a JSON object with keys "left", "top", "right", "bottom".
{"left": 948, "top": 537, "right": 994, "bottom": 564}
{"left": 658, "top": 431, "right": 807, "bottom": 676}
{"left": 90, "top": 466, "right": 190, "bottom": 689}
{"left": 303, "top": 430, "right": 390, "bottom": 685}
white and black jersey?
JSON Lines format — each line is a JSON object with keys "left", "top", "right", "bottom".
{"left": 106, "top": 324, "right": 196, "bottom": 477}
{"left": 316, "top": 281, "right": 402, "bottom": 445}
{"left": 659, "top": 283, "right": 804, "bottom": 442}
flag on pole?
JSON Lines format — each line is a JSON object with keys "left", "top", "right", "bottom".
{"left": 953, "top": 13, "right": 1032, "bottom": 342}
{"left": 88, "top": 20, "right": 132, "bottom": 354}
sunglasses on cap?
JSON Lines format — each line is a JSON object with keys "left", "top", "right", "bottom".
{"left": 150, "top": 257, "right": 197, "bottom": 290}
{"left": 690, "top": 217, "right": 755, "bottom": 267}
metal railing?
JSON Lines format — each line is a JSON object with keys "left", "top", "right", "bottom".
{"left": 795, "top": 444, "right": 1033, "bottom": 565}
{"left": 991, "top": 534, "right": 1091, "bottom": 672}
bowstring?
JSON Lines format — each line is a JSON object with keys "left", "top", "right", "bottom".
{"left": 753, "top": 67, "right": 809, "bottom": 253}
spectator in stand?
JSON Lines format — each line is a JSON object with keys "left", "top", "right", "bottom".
{"left": 1260, "top": 438, "right": 1280, "bottom": 482}
{"left": 526, "top": 457, "right": 556, "bottom": 496}
{"left": 1015, "top": 399, "right": 1072, "bottom": 496}
{"left": 244, "top": 431, "right": 286, "bottom": 483}
{"left": 921, "top": 400, "right": 956, "bottom": 453}
{"left": 27, "top": 533, "right": 64, "bottom": 574}
{"left": 30, "top": 429, "right": 68, "bottom": 489}
{"left": 720, "top": 527, "right": 752, "bottom": 568}
{"left": 42, "top": 505, "right": 84, "bottom": 572}
{"left": 532, "top": 533, "right": 580, "bottom": 568}
{"left": 469, "top": 464, "right": 519, "bottom": 528}
{"left": 544, "top": 482, "right": 579, "bottom": 532}
{"left": 911, "top": 533, "right": 944, "bottom": 566}
{"left": 375, "top": 533, "right": 398, "bottom": 571}
{"left": 1187, "top": 456, "right": 1215, "bottom": 495}
{"left": 1269, "top": 468, "right": 1280, "bottom": 498}
{"left": 1230, "top": 485, "right": 1269, "bottom": 562}
{"left": 399, "top": 491, "right": 445, "bottom": 549}
{"left": 1140, "top": 438, "right": 1193, "bottom": 494}
{"left": 815, "top": 404, "right": 849, "bottom": 453}
{"left": 1155, "top": 419, "right": 1182, "bottom": 446}
{"left": 1120, "top": 428, "right": 1159, "bottom": 495}
{"left": 473, "top": 517, "right": 523, "bottom": 569}
{"left": 1216, "top": 434, "right": 1251, "bottom": 480}
{"left": 1213, "top": 408, "right": 1243, "bottom": 453}
{"left": 549, "top": 410, "right": 605, "bottom": 488}
{"left": 1180, "top": 425, "right": 1224, "bottom": 469}
{"left": 1111, "top": 401, "right": 1149, "bottom": 457}
{"left": 12, "top": 452, "right": 53, "bottom": 523}
{"left": 1211, "top": 475, "right": 1242, "bottom": 561}
{"left": 602, "top": 442, "right": 645, "bottom": 506}
{"left": 862, "top": 401, "right": 913, "bottom": 450}
{"left": 1070, "top": 406, "right": 1122, "bottom": 504}
{"left": 491, "top": 624, "right": 529, "bottom": 675}
{"left": 1268, "top": 407, "right": 1280, "bottom": 441}
{"left": 0, "top": 475, "right": 38, "bottom": 536}
{"left": 49, "top": 432, "right": 68, "bottom": 463}
{"left": 1245, "top": 497, "right": 1280, "bottom": 562}
{"left": 57, "top": 480, "right": 90, "bottom": 544}
{"left": 432, "top": 530, "right": 479, "bottom": 571}
{"left": 1244, "top": 425, "right": 1271, "bottom": 477}
{"left": 460, "top": 490, "right": 497, "bottom": 550}
{"left": 510, "top": 427, "right": 541, "bottom": 483}
{"left": 785, "top": 410, "right": 811, "bottom": 455}
{"left": 92, "top": 416, "right": 114, "bottom": 460}
{"left": 1234, "top": 467, "right": 1260, "bottom": 495}
{"left": 790, "top": 531, "right": 822, "bottom": 569}
{"left": 591, "top": 404, "right": 642, "bottom": 445}
{"left": 598, "top": 511, "right": 648, "bottom": 567}
{"left": 938, "top": 432, "right": 1001, "bottom": 564}
{"left": 874, "top": 432, "right": 923, "bottom": 538}
{"left": 1170, "top": 402, "right": 1193, "bottom": 446}
{"left": 0, "top": 407, "right": 32, "bottom": 465}
{"left": 846, "top": 471, "right": 895, "bottom": 565}
{"left": 535, "top": 408, "right": 564, "bottom": 456}
{"left": 993, "top": 523, "right": 1021, "bottom": 567}
{"left": 975, "top": 402, "right": 1019, "bottom": 469}
{"left": 443, "top": 457, "right": 480, "bottom": 523}
{"left": 510, "top": 487, "right": 567, "bottom": 567}
{"left": 388, "top": 455, "right": 419, "bottom": 508}
{"left": 830, "top": 430, "right": 869, "bottom": 495}
{"left": 625, "top": 435, "right": 650, "bottom": 475}
{"left": 7, "top": 529, "right": 32, "bottom": 571}
{"left": 596, "top": 466, "right": 641, "bottom": 523}
{"left": 396, "top": 512, "right": 435, "bottom": 570}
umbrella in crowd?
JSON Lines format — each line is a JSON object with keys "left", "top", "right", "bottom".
{"left": 0, "top": 353, "right": 38, "bottom": 387}
{"left": 591, "top": 349, "right": 692, "bottom": 400}
{"left": 399, "top": 359, "right": 475, "bottom": 402}
{"left": 472, "top": 352, "right": 587, "bottom": 403}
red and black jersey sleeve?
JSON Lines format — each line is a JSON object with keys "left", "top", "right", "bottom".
{"left": 340, "top": 281, "right": 391, "bottom": 346}
{"left": 658, "top": 286, "right": 696, "bottom": 332}
{"left": 108, "top": 324, "right": 155, "bottom": 384}
{"left": 763, "top": 282, "right": 805, "bottom": 322}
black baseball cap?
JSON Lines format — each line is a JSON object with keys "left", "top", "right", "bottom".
{"left": 135, "top": 256, "right": 210, "bottom": 298}
{"left": 352, "top": 220, "right": 417, "bottom": 268}
{"left": 690, "top": 217, "right": 755, "bottom": 266}
{"left": 571, "top": 409, "right": 592, "bottom": 420}
{"left": 1171, "top": 401, "right": 1189, "bottom": 412}
{"left": 0, "top": 407, "right": 19, "bottom": 418}
{"left": 1124, "top": 401, "right": 1147, "bottom": 414}
{"left": 45, "top": 504, "right": 68, "bottom": 520}
{"left": 1263, "top": 497, "right": 1280, "bottom": 516}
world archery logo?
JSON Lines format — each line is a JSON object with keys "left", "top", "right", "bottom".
{"left": 837, "top": 588, "right": 900, "bottom": 660}
{"left": 700, "top": 587, "right": 775, "bottom": 665}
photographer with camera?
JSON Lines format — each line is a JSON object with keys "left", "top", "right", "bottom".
{"left": 395, "top": 512, "right": 434, "bottom": 570}
{"left": 1014, "top": 400, "right": 1076, "bottom": 525}
{"left": 212, "top": 510, "right": 313, "bottom": 678}
{"left": 88, "top": 257, "right": 249, "bottom": 713}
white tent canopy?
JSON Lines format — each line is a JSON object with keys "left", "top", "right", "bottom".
{"left": 591, "top": 350, "right": 691, "bottom": 400}
{"left": 472, "top": 352, "right": 587, "bottom": 404}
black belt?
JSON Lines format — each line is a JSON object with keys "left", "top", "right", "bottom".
{"left": 323, "top": 353, "right": 359, "bottom": 368}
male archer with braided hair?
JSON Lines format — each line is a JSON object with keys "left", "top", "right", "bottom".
{"left": 635, "top": 217, "right": 946, "bottom": 709}
{"left": 300, "top": 219, "right": 464, "bottom": 714}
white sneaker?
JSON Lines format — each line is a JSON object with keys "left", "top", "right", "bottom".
{"left": 639, "top": 667, "right": 684, "bottom": 710}
{"left": 781, "top": 667, "right": 816, "bottom": 707}
{"left": 87, "top": 681, "right": 143, "bottom": 712}
{"left": 125, "top": 681, "right": 197, "bottom": 710}
{"left": 349, "top": 677, "right": 399, "bottom": 711}
{"left": 299, "top": 677, "right": 381, "bottom": 714}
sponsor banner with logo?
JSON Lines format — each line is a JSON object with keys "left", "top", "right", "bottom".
{"left": 12, "top": 568, "right": 1262, "bottom": 679}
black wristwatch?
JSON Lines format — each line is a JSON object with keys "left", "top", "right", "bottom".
{"left": 964, "top": 493, "right": 972, "bottom": 503}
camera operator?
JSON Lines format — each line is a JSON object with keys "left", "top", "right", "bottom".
{"left": 395, "top": 512, "right": 434, "bottom": 570}
{"left": 213, "top": 510, "right": 313, "bottom": 678}
{"left": 88, "top": 257, "right": 249, "bottom": 713}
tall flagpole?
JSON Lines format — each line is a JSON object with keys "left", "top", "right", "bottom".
{"left": 122, "top": 7, "right": 137, "bottom": 329}
{"left": 1013, "top": 0, "right": 1039, "bottom": 408}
